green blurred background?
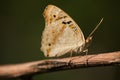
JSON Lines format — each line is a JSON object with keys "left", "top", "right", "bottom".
{"left": 0, "top": 0, "right": 120, "bottom": 80}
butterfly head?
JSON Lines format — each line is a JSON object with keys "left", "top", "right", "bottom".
{"left": 84, "top": 36, "right": 93, "bottom": 49}
{"left": 84, "top": 18, "right": 103, "bottom": 50}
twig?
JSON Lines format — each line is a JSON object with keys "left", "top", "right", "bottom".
{"left": 0, "top": 51, "right": 120, "bottom": 79}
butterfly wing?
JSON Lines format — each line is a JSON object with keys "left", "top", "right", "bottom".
{"left": 41, "top": 5, "right": 85, "bottom": 57}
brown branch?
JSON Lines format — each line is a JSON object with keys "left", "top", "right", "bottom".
{"left": 0, "top": 51, "right": 120, "bottom": 79}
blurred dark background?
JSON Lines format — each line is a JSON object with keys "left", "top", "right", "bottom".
{"left": 0, "top": 0, "right": 120, "bottom": 80}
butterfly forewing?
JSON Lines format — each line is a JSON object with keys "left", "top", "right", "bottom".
{"left": 41, "top": 5, "right": 85, "bottom": 57}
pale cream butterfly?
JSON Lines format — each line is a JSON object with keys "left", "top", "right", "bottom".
{"left": 41, "top": 5, "right": 103, "bottom": 57}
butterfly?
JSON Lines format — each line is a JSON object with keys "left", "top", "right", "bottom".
{"left": 41, "top": 4, "right": 103, "bottom": 57}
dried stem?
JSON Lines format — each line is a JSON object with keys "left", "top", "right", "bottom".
{"left": 0, "top": 51, "right": 120, "bottom": 79}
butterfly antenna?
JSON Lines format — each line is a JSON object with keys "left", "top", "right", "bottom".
{"left": 87, "top": 18, "right": 104, "bottom": 38}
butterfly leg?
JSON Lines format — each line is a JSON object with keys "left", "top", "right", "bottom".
{"left": 70, "top": 49, "right": 73, "bottom": 57}
{"left": 67, "top": 50, "right": 73, "bottom": 65}
{"left": 83, "top": 49, "right": 88, "bottom": 66}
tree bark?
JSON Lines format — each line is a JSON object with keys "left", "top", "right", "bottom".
{"left": 0, "top": 51, "right": 120, "bottom": 79}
